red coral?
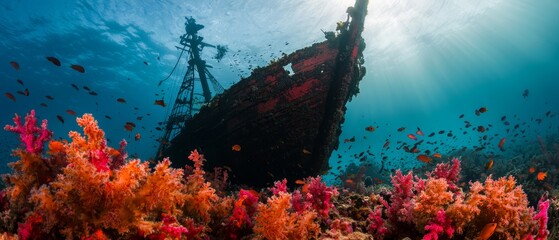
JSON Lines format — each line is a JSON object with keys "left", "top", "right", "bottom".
{"left": 17, "top": 212, "right": 43, "bottom": 240}
{"left": 423, "top": 209, "right": 454, "bottom": 240}
{"left": 367, "top": 205, "right": 388, "bottom": 238}
{"left": 4, "top": 110, "right": 53, "bottom": 155}
{"left": 306, "top": 176, "right": 338, "bottom": 217}
{"left": 426, "top": 158, "right": 461, "bottom": 191}
{"left": 270, "top": 178, "right": 288, "bottom": 195}
{"left": 533, "top": 195, "right": 549, "bottom": 240}
{"left": 387, "top": 170, "right": 417, "bottom": 224}
{"left": 291, "top": 190, "right": 311, "bottom": 213}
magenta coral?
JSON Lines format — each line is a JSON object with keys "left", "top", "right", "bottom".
{"left": 270, "top": 178, "right": 288, "bottom": 195}
{"left": 387, "top": 170, "right": 417, "bottom": 224}
{"left": 306, "top": 176, "right": 339, "bottom": 217}
{"left": 423, "top": 209, "right": 454, "bottom": 240}
{"left": 426, "top": 158, "right": 461, "bottom": 191}
{"left": 533, "top": 196, "right": 549, "bottom": 240}
{"left": 4, "top": 110, "right": 53, "bottom": 154}
{"left": 367, "top": 205, "right": 388, "bottom": 238}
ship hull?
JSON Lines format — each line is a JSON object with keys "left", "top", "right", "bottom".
{"left": 163, "top": 0, "right": 368, "bottom": 187}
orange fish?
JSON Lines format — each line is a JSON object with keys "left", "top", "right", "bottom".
{"left": 536, "top": 172, "right": 547, "bottom": 181}
{"left": 416, "top": 127, "right": 424, "bottom": 136}
{"left": 10, "top": 61, "right": 19, "bottom": 70}
{"left": 70, "top": 64, "right": 85, "bottom": 73}
{"left": 485, "top": 159, "right": 494, "bottom": 170}
{"left": 528, "top": 166, "right": 536, "bottom": 174}
{"left": 345, "top": 179, "right": 354, "bottom": 184}
{"left": 365, "top": 126, "right": 375, "bottom": 132}
{"left": 232, "top": 144, "right": 241, "bottom": 151}
{"left": 478, "top": 107, "right": 488, "bottom": 113}
{"left": 66, "top": 109, "right": 76, "bottom": 116}
{"left": 154, "top": 99, "right": 166, "bottom": 107}
{"left": 498, "top": 138, "right": 506, "bottom": 151}
{"left": 407, "top": 134, "right": 417, "bottom": 141}
{"left": 433, "top": 153, "right": 442, "bottom": 158}
{"left": 302, "top": 149, "right": 311, "bottom": 154}
{"left": 56, "top": 115, "right": 64, "bottom": 124}
{"left": 46, "top": 56, "right": 61, "bottom": 66}
{"left": 477, "top": 223, "right": 496, "bottom": 240}
{"left": 5, "top": 92, "right": 16, "bottom": 102}
{"left": 135, "top": 133, "right": 141, "bottom": 141}
{"left": 295, "top": 179, "right": 305, "bottom": 185}
{"left": 417, "top": 154, "right": 432, "bottom": 164}
{"left": 117, "top": 98, "right": 126, "bottom": 103}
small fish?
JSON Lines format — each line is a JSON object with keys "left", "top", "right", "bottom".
{"left": 46, "top": 56, "right": 61, "bottom": 66}
{"left": 56, "top": 115, "right": 64, "bottom": 124}
{"left": 232, "top": 144, "right": 241, "bottom": 151}
{"left": 345, "top": 179, "right": 354, "bottom": 184}
{"left": 89, "top": 91, "right": 98, "bottom": 96}
{"left": 46, "top": 95, "right": 54, "bottom": 100}
{"left": 383, "top": 140, "right": 390, "bottom": 148}
{"left": 23, "top": 88, "right": 29, "bottom": 96}
{"left": 536, "top": 172, "right": 547, "bottom": 181}
{"left": 416, "top": 154, "right": 432, "bottom": 164}
{"left": 117, "top": 98, "right": 126, "bottom": 103}
{"left": 83, "top": 86, "right": 91, "bottom": 91}
{"left": 477, "top": 223, "right": 497, "bottom": 240}
{"left": 17, "top": 79, "right": 24, "bottom": 85}
{"left": 154, "top": 99, "right": 166, "bottom": 107}
{"left": 40, "top": 103, "right": 48, "bottom": 107}
{"left": 135, "top": 133, "right": 141, "bottom": 141}
{"left": 365, "top": 126, "right": 375, "bottom": 132}
{"left": 498, "top": 138, "right": 506, "bottom": 151}
{"left": 485, "top": 159, "right": 494, "bottom": 170}
{"left": 105, "top": 115, "right": 112, "bottom": 120}
{"left": 295, "top": 179, "right": 305, "bottom": 185}
{"left": 397, "top": 127, "right": 406, "bottom": 132}
{"left": 477, "top": 126, "right": 485, "bottom": 133}
{"left": 10, "top": 61, "right": 20, "bottom": 70}
{"left": 478, "top": 107, "right": 487, "bottom": 113}
{"left": 433, "top": 153, "right": 442, "bottom": 158}
{"left": 136, "top": 116, "right": 143, "bottom": 121}
{"left": 124, "top": 124, "right": 134, "bottom": 131}
{"left": 70, "top": 64, "right": 85, "bottom": 73}
{"left": 71, "top": 84, "right": 79, "bottom": 90}
{"left": 416, "top": 127, "right": 424, "bottom": 136}
{"left": 302, "top": 149, "right": 311, "bottom": 154}
{"left": 407, "top": 134, "right": 417, "bottom": 141}
{"left": 528, "top": 166, "right": 536, "bottom": 174}
{"left": 522, "top": 89, "right": 529, "bottom": 98}
{"left": 458, "top": 114, "right": 464, "bottom": 119}
{"left": 143, "top": 61, "right": 148, "bottom": 65}
{"left": 66, "top": 109, "right": 76, "bottom": 116}
{"left": 344, "top": 136, "right": 355, "bottom": 143}
{"left": 5, "top": 92, "right": 16, "bottom": 102}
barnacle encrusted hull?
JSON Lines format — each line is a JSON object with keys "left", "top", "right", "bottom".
{"left": 162, "top": 0, "right": 368, "bottom": 187}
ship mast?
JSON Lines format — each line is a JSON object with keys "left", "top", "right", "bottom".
{"left": 156, "top": 17, "right": 225, "bottom": 158}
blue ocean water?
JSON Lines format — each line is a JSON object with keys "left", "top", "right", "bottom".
{"left": 1, "top": 0, "right": 558, "bottom": 184}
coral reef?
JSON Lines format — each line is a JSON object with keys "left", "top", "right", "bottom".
{"left": 0, "top": 111, "right": 553, "bottom": 239}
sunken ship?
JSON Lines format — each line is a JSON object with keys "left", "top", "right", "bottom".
{"left": 157, "top": 0, "right": 368, "bottom": 187}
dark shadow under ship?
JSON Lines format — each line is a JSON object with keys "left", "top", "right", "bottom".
{"left": 158, "top": 0, "right": 369, "bottom": 187}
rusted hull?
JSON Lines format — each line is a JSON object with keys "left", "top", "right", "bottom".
{"left": 163, "top": 0, "right": 368, "bottom": 187}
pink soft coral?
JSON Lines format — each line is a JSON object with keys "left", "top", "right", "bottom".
{"left": 533, "top": 196, "right": 549, "bottom": 240}
{"left": 306, "top": 176, "right": 339, "bottom": 217}
{"left": 423, "top": 209, "right": 454, "bottom": 240}
{"left": 426, "top": 158, "right": 461, "bottom": 192}
{"left": 4, "top": 110, "right": 53, "bottom": 155}
{"left": 387, "top": 170, "right": 418, "bottom": 224}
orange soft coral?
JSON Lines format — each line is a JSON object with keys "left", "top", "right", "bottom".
{"left": 413, "top": 178, "right": 454, "bottom": 231}
{"left": 253, "top": 192, "right": 319, "bottom": 240}
{"left": 182, "top": 150, "right": 218, "bottom": 224}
